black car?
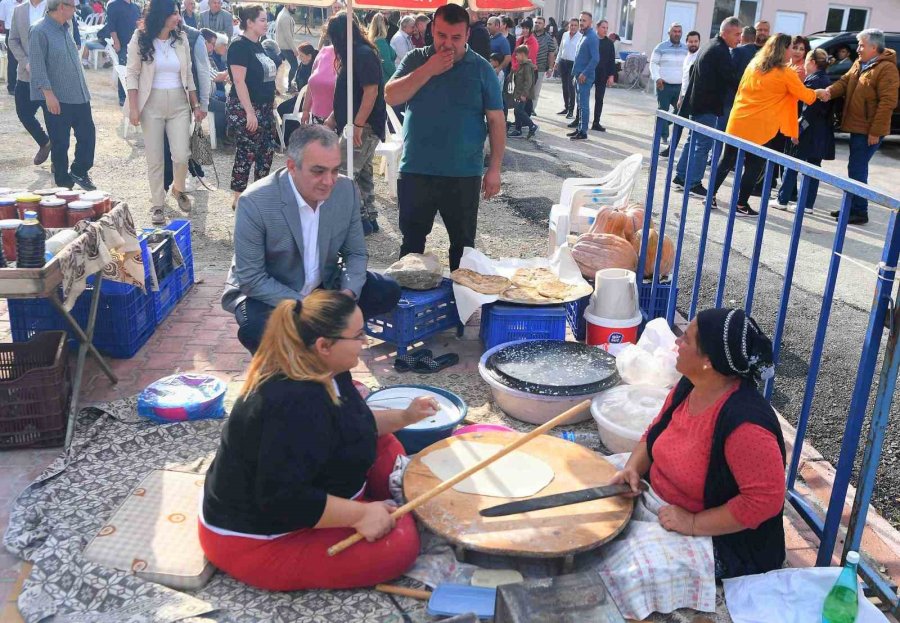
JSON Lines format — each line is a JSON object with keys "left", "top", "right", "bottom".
{"left": 806, "top": 31, "right": 900, "bottom": 136}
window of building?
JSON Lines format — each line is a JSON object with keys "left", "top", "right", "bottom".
{"left": 826, "top": 6, "right": 869, "bottom": 31}
{"left": 710, "top": 0, "right": 758, "bottom": 39}
{"left": 619, "top": 0, "right": 636, "bottom": 41}
{"left": 595, "top": 0, "right": 608, "bottom": 21}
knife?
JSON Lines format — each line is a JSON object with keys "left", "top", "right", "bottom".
{"left": 479, "top": 482, "right": 646, "bottom": 517}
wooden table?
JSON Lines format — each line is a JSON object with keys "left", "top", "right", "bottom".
{"left": 403, "top": 431, "right": 633, "bottom": 563}
{"left": 0, "top": 258, "right": 117, "bottom": 447}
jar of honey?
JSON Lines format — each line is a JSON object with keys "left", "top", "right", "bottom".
{"left": 56, "top": 190, "right": 82, "bottom": 205}
{"left": 80, "top": 190, "right": 112, "bottom": 217}
{"left": 67, "top": 201, "right": 95, "bottom": 227}
{"left": 0, "top": 196, "right": 16, "bottom": 220}
{"left": 0, "top": 219, "right": 23, "bottom": 262}
{"left": 39, "top": 197, "right": 69, "bottom": 228}
{"left": 15, "top": 193, "right": 41, "bottom": 220}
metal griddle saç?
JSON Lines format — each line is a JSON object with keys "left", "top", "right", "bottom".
{"left": 480, "top": 482, "right": 648, "bottom": 517}
{"left": 483, "top": 340, "right": 620, "bottom": 396}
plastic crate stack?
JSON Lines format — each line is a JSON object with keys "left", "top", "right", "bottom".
{"left": 6, "top": 220, "right": 195, "bottom": 358}
{"left": 564, "top": 280, "right": 677, "bottom": 341}
{"left": 480, "top": 303, "right": 567, "bottom": 349}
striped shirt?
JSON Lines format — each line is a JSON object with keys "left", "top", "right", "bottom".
{"left": 534, "top": 30, "right": 557, "bottom": 72}
{"left": 650, "top": 39, "right": 688, "bottom": 85}
{"left": 28, "top": 15, "right": 90, "bottom": 104}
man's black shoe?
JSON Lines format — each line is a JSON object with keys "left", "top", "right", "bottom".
{"left": 847, "top": 213, "right": 869, "bottom": 225}
{"left": 659, "top": 147, "right": 670, "bottom": 158}
{"left": 688, "top": 184, "right": 710, "bottom": 199}
{"left": 566, "top": 129, "right": 580, "bottom": 137}
{"left": 69, "top": 171, "right": 96, "bottom": 191}
{"left": 830, "top": 209, "right": 841, "bottom": 218}
{"left": 590, "top": 123, "right": 606, "bottom": 132}
{"left": 565, "top": 111, "right": 574, "bottom": 118}
{"left": 567, "top": 119, "right": 578, "bottom": 128}
{"left": 556, "top": 109, "right": 568, "bottom": 115}
{"left": 570, "top": 131, "right": 588, "bottom": 140}
{"left": 672, "top": 176, "right": 685, "bottom": 190}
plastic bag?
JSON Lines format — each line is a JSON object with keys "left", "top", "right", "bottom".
{"left": 615, "top": 318, "right": 681, "bottom": 388}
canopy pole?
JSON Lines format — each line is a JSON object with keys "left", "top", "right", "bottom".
{"left": 345, "top": 0, "right": 354, "bottom": 175}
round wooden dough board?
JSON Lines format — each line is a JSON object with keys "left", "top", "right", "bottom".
{"left": 403, "top": 431, "right": 633, "bottom": 558}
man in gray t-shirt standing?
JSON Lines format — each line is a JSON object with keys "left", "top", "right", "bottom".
{"left": 29, "top": 0, "right": 96, "bottom": 190}
{"left": 532, "top": 16, "right": 557, "bottom": 108}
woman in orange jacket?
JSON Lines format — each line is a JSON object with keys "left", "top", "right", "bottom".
{"left": 712, "top": 33, "right": 817, "bottom": 216}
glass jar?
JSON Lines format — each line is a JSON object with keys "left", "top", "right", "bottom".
{"left": 67, "top": 201, "right": 95, "bottom": 227}
{"left": 39, "top": 197, "right": 69, "bottom": 228}
{"left": 79, "top": 191, "right": 111, "bottom": 217}
{"left": 15, "top": 193, "right": 41, "bottom": 220}
{"left": 56, "top": 190, "right": 82, "bottom": 205}
{"left": 0, "top": 195, "right": 16, "bottom": 220}
{"left": 0, "top": 219, "right": 23, "bottom": 262}
{"left": 34, "top": 187, "right": 68, "bottom": 197}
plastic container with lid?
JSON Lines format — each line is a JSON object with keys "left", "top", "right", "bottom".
{"left": 15, "top": 210, "right": 45, "bottom": 268}
{"left": 67, "top": 200, "right": 95, "bottom": 227}
{"left": 34, "top": 187, "right": 68, "bottom": 197}
{"left": 0, "top": 195, "right": 16, "bottom": 220}
{"left": 56, "top": 190, "right": 82, "bottom": 205}
{"left": 15, "top": 193, "right": 41, "bottom": 220}
{"left": 44, "top": 229, "right": 80, "bottom": 260}
{"left": 39, "top": 197, "right": 69, "bottom": 228}
{"left": 80, "top": 190, "right": 111, "bottom": 217}
{"left": 0, "top": 219, "right": 22, "bottom": 262}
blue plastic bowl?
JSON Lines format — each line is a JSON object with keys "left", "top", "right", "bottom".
{"left": 366, "top": 384, "right": 468, "bottom": 455}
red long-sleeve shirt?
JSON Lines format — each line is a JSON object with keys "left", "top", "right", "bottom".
{"left": 641, "top": 384, "right": 786, "bottom": 529}
{"left": 511, "top": 34, "right": 538, "bottom": 71}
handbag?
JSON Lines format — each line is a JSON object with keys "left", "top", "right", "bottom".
{"left": 190, "top": 124, "right": 214, "bottom": 166}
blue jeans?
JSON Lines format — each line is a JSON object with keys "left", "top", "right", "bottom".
{"left": 234, "top": 272, "right": 402, "bottom": 354}
{"left": 675, "top": 113, "right": 720, "bottom": 188}
{"left": 575, "top": 77, "right": 594, "bottom": 133}
{"left": 847, "top": 133, "right": 882, "bottom": 216}
{"left": 513, "top": 99, "right": 535, "bottom": 130}
{"left": 656, "top": 83, "right": 681, "bottom": 140}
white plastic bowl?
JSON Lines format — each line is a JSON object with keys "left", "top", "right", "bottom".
{"left": 590, "top": 384, "right": 669, "bottom": 453}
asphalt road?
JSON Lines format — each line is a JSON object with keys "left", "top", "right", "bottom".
{"left": 506, "top": 78, "right": 900, "bottom": 529}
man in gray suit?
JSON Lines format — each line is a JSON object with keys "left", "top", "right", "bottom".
{"left": 7, "top": 0, "right": 51, "bottom": 166}
{"left": 221, "top": 125, "right": 401, "bottom": 353}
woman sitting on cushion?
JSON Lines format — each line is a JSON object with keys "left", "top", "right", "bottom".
{"left": 609, "top": 308, "right": 786, "bottom": 579}
{"left": 200, "top": 291, "right": 437, "bottom": 591}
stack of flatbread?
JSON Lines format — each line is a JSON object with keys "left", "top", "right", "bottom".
{"left": 451, "top": 267, "right": 591, "bottom": 304}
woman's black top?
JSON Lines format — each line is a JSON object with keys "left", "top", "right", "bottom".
{"left": 645, "top": 376, "right": 787, "bottom": 579}
{"left": 333, "top": 43, "right": 387, "bottom": 142}
{"left": 296, "top": 60, "right": 313, "bottom": 91}
{"left": 227, "top": 35, "right": 277, "bottom": 104}
{"left": 202, "top": 372, "right": 378, "bottom": 536}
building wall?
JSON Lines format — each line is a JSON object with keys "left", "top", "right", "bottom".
{"left": 541, "top": 0, "right": 900, "bottom": 59}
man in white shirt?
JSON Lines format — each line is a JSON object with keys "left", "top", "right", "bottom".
{"left": 0, "top": 0, "right": 23, "bottom": 94}
{"left": 390, "top": 15, "right": 415, "bottom": 62}
{"left": 660, "top": 30, "right": 700, "bottom": 158}
{"left": 555, "top": 17, "right": 581, "bottom": 118}
{"left": 650, "top": 22, "right": 688, "bottom": 144}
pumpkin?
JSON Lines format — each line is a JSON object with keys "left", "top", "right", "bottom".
{"left": 571, "top": 233, "right": 639, "bottom": 279}
{"left": 631, "top": 228, "right": 675, "bottom": 278}
{"left": 589, "top": 203, "right": 647, "bottom": 240}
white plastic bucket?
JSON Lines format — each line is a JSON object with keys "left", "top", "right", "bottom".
{"left": 591, "top": 268, "right": 640, "bottom": 320}
{"left": 584, "top": 310, "right": 642, "bottom": 347}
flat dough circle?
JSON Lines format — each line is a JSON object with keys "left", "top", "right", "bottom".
{"left": 420, "top": 440, "right": 554, "bottom": 498}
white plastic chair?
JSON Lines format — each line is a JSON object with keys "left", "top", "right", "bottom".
{"left": 282, "top": 86, "right": 306, "bottom": 126}
{"left": 273, "top": 108, "right": 285, "bottom": 151}
{"left": 558, "top": 153, "right": 643, "bottom": 207}
{"left": 113, "top": 65, "right": 140, "bottom": 137}
{"left": 374, "top": 106, "right": 403, "bottom": 198}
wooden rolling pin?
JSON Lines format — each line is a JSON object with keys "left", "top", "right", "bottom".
{"left": 327, "top": 399, "right": 592, "bottom": 556}
{"left": 374, "top": 583, "right": 432, "bottom": 600}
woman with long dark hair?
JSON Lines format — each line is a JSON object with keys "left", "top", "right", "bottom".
{"left": 200, "top": 291, "right": 433, "bottom": 590}
{"left": 711, "top": 33, "right": 817, "bottom": 216}
{"left": 275, "top": 43, "right": 319, "bottom": 146}
{"left": 301, "top": 32, "right": 336, "bottom": 125}
{"left": 789, "top": 35, "right": 811, "bottom": 80}
{"left": 126, "top": 0, "right": 204, "bottom": 225}
{"left": 325, "top": 11, "right": 387, "bottom": 235}
{"left": 227, "top": 3, "right": 278, "bottom": 211}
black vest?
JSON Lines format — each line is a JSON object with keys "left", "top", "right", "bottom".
{"left": 645, "top": 377, "right": 787, "bottom": 578}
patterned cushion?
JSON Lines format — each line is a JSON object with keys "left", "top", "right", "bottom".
{"left": 83, "top": 469, "right": 214, "bottom": 590}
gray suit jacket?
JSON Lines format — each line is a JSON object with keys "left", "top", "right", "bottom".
{"left": 8, "top": 0, "right": 41, "bottom": 83}
{"left": 221, "top": 169, "right": 368, "bottom": 313}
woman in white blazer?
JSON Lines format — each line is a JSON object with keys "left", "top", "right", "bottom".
{"left": 126, "top": 0, "right": 205, "bottom": 225}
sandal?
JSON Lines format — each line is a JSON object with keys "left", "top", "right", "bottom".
{"left": 394, "top": 349, "right": 433, "bottom": 372}
{"left": 411, "top": 352, "right": 459, "bottom": 374}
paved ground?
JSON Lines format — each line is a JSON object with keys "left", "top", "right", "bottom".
{"left": 1, "top": 57, "right": 900, "bottom": 618}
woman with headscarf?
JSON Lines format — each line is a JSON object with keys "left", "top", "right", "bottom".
{"left": 711, "top": 33, "right": 817, "bottom": 216}
{"left": 609, "top": 308, "right": 786, "bottom": 580}
{"left": 126, "top": 0, "right": 204, "bottom": 225}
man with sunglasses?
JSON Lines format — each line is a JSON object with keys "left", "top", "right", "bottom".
{"left": 222, "top": 125, "right": 402, "bottom": 354}
{"left": 28, "top": 0, "right": 96, "bottom": 190}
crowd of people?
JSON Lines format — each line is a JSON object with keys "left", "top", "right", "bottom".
{"left": 654, "top": 17, "right": 897, "bottom": 224}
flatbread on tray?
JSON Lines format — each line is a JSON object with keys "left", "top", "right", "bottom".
{"left": 510, "top": 267, "right": 558, "bottom": 289}
{"left": 451, "top": 268, "right": 512, "bottom": 295}
{"left": 502, "top": 286, "right": 548, "bottom": 303}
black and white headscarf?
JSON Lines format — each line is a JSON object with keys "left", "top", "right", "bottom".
{"left": 696, "top": 308, "right": 775, "bottom": 383}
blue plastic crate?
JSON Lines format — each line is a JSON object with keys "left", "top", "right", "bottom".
{"left": 565, "top": 295, "right": 592, "bottom": 341}
{"left": 479, "top": 303, "right": 567, "bottom": 350}
{"left": 89, "top": 236, "right": 152, "bottom": 295}
{"left": 7, "top": 296, "right": 78, "bottom": 345}
{"left": 142, "top": 219, "right": 192, "bottom": 286}
{"left": 174, "top": 251, "right": 194, "bottom": 299}
{"left": 364, "top": 278, "right": 462, "bottom": 355}
{"left": 151, "top": 268, "right": 181, "bottom": 324}
{"left": 639, "top": 280, "right": 677, "bottom": 321}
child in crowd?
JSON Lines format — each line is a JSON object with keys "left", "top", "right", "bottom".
{"left": 508, "top": 45, "right": 538, "bottom": 139}
{"left": 490, "top": 52, "right": 505, "bottom": 90}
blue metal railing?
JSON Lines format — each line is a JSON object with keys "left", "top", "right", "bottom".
{"left": 636, "top": 110, "right": 900, "bottom": 613}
